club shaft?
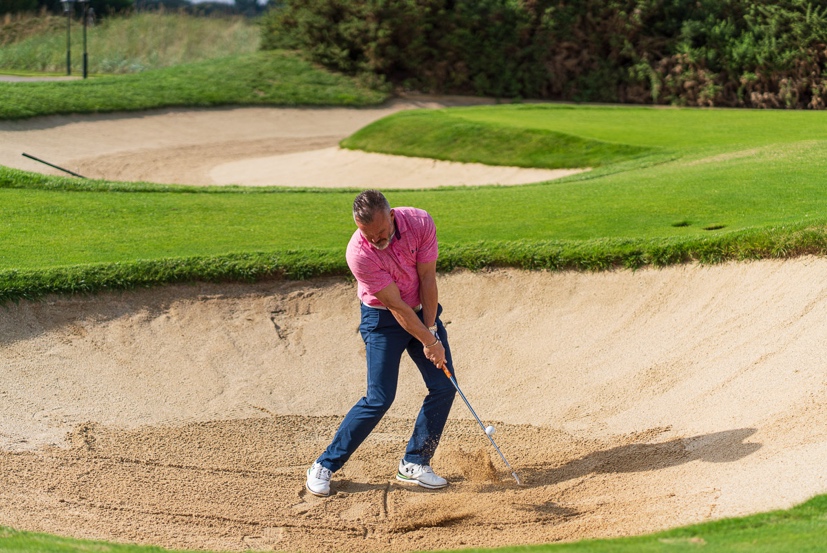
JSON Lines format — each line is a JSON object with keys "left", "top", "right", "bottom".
{"left": 447, "top": 374, "right": 518, "bottom": 475}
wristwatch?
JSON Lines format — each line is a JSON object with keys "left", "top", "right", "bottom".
{"left": 428, "top": 324, "right": 438, "bottom": 339}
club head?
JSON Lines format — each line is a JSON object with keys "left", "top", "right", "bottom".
{"left": 512, "top": 471, "right": 524, "bottom": 486}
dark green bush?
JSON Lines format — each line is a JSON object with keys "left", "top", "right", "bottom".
{"left": 0, "top": 0, "right": 39, "bottom": 15}
{"left": 261, "top": 0, "right": 827, "bottom": 108}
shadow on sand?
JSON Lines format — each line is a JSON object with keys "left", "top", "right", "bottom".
{"left": 520, "top": 427, "right": 761, "bottom": 489}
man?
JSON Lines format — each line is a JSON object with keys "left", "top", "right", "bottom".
{"left": 305, "top": 189, "right": 456, "bottom": 496}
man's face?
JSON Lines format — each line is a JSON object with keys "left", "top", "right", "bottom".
{"left": 356, "top": 209, "right": 395, "bottom": 250}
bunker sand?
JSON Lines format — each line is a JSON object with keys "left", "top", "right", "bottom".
{"left": 0, "top": 98, "right": 582, "bottom": 188}
{"left": 2, "top": 260, "right": 827, "bottom": 551}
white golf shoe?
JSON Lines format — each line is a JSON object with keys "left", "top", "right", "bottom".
{"left": 396, "top": 460, "right": 448, "bottom": 489}
{"left": 306, "top": 462, "right": 332, "bottom": 496}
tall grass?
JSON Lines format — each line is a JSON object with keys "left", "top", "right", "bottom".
{"left": 0, "top": 12, "right": 260, "bottom": 74}
{"left": 0, "top": 10, "right": 64, "bottom": 48}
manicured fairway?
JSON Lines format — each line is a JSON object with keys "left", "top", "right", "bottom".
{"left": 0, "top": 184, "right": 353, "bottom": 268}
{"left": 439, "top": 104, "right": 827, "bottom": 150}
{"left": 4, "top": 103, "right": 827, "bottom": 271}
{"left": 346, "top": 104, "right": 827, "bottom": 239}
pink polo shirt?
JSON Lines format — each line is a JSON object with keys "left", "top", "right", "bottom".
{"left": 346, "top": 207, "right": 439, "bottom": 308}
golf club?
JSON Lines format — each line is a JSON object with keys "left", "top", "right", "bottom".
{"left": 440, "top": 365, "right": 523, "bottom": 486}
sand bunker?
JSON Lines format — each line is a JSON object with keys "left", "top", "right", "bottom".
{"left": 209, "top": 146, "right": 584, "bottom": 188}
{"left": 0, "top": 97, "right": 582, "bottom": 187}
{"left": 2, "top": 260, "right": 827, "bottom": 551}
{"left": 2, "top": 100, "right": 826, "bottom": 550}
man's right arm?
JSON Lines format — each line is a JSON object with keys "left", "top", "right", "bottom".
{"left": 374, "top": 282, "right": 447, "bottom": 369}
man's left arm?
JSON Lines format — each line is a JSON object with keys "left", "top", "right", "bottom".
{"left": 417, "top": 260, "right": 438, "bottom": 332}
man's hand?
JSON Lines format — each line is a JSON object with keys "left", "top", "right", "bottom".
{"left": 424, "top": 339, "right": 447, "bottom": 370}
{"left": 375, "top": 282, "right": 447, "bottom": 369}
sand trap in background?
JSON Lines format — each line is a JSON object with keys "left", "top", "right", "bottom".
{"left": 0, "top": 97, "right": 581, "bottom": 187}
{"left": 2, "top": 259, "right": 827, "bottom": 551}
{"left": 210, "top": 146, "right": 585, "bottom": 188}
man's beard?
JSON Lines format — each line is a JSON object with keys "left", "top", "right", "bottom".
{"left": 371, "top": 221, "right": 395, "bottom": 250}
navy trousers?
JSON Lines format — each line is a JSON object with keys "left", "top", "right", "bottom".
{"left": 317, "top": 303, "right": 456, "bottom": 472}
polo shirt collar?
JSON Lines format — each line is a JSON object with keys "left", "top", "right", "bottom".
{"left": 391, "top": 208, "right": 407, "bottom": 240}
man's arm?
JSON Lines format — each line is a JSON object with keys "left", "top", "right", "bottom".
{"left": 417, "top": 259, "right": 438, "bottom": 330}
{"left": 374, "top": 280, "right": 447, "bottom": 369}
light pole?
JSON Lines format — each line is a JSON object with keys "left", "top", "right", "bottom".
{"left": 60, "top": 0, "right": 76, "bottom": 76}
{"left": 78, "top": 0, "right": 89, "bottom": 79}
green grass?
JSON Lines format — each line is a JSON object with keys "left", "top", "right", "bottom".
{"left": 0, "top": 12, "right": 260, "bottom": 74}
{"left": 341, "top": 104, "right": 827, "bottom": 239}
{"left": 0, "top": 525, "right": 192, "bottom": 552}
{"left": 2, "top": 74, "right": 827, "bottom": 553}
{"left": 345, "top": 102, "right": 827, "bottom": 157}
{"left": 0, "top": 50, "right": 386, "bottom": 119}
{"left": 541, "top": 493, "right": 827, "bottom": 552}
{"left": 2, "top": 494, "right": 827, "bottom": 552}
{"left": 341, "top": 109, "right": 658, "bottom": 169}
{"left": 4, "top": 104, "right": 827, "bottom": 299}
{"left": 430, "top": 104, "right": 809, "bottom": 149}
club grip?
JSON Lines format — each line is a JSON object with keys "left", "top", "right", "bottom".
{"left": 440, "top": 365, "right": 452, "bottom": 379}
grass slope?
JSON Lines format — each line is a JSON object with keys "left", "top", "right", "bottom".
{"left": 0, "top": 50, "right": 386, "bottom": 119}
{"left": 341, "top": 110, "right": 657, "bottom": 169}
{"left": 1, "top": 494, "right": 827, "bottom": 552}
{"left": 4, "top": 104, "right": 827, "bottom": 299}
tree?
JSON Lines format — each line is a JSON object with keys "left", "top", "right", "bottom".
{"left": 234, "top": 0, "right": 263, "bottom": 16}
{"left": 1, "top": 0, "right": 39, "bottom": 14}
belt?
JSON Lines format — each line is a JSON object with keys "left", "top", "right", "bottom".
{"left": 364, "top": 303, "right": 421, "bottom": 312}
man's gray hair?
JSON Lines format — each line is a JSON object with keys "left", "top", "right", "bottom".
{"left": 353, "top": 189, "right": 391, "bottom": 224}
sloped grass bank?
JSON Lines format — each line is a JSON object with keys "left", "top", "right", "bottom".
{"left": 0, "top": 249, "right": 343, "bottom": 303}
{"left": 344, "top": 104, "right": 827, "bottom": 155}
{"left": 341, "top": 109, "right": 657, "bottom": 169}
{"left": 0, "top": 50, "right": 386, "bottom": 120}
{"left": 1, "top": 494, "right": 827, "bottom": 552}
